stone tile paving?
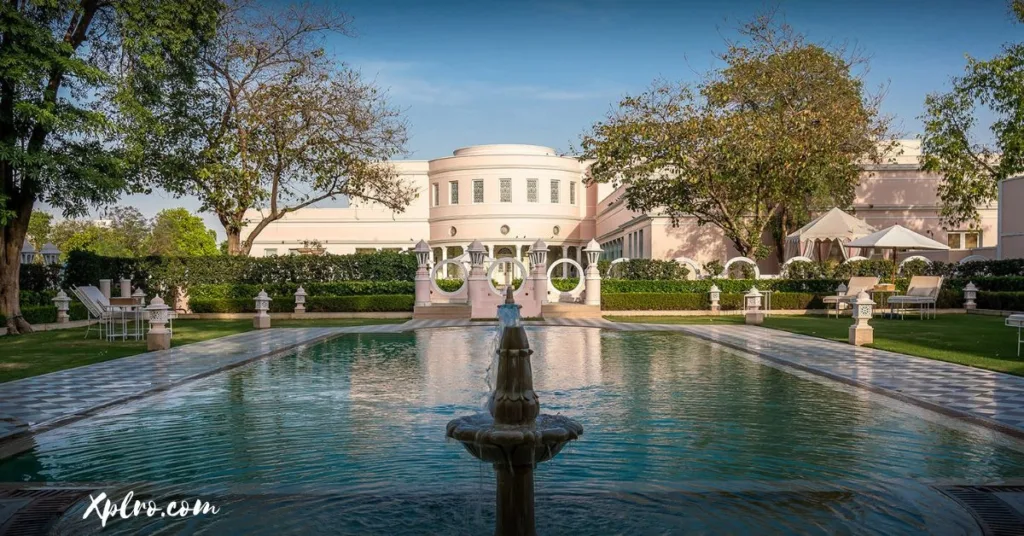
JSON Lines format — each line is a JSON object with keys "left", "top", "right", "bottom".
{"left": 4, "top": 316, "right": 1024, "bottom": 445}
{"left": 0, "top": 325, "right": 404, "bottom": 442}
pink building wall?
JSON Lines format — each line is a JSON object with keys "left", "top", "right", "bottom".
{"left": 1000, "top": 176, "right": 1024, "bottom": 260}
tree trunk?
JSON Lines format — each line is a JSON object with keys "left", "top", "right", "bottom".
{"left": 225, "top": 229, "right": 242, "bottom": 256}
{"left": 0, "top": 193, "right": 35, "bottom": 335}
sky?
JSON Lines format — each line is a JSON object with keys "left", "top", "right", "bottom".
{"left": 91, "top": 0, "right": 1021, "bottom": 241}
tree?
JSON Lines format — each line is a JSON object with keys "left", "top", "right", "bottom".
{"left": 920, "top": 1, "right": 1024, "bottom": 227}
{"left": 152, "top": 0, "right": 412, "bottom": 256}
{"left": 0, "top": 0, "right": 220, "bottom": 334}
{"left": 580, "top": 14, "right": 894, "bottom": 259}
{"left": 48, "top": 206, "right": 152, "bottom": 258}
{"left": 26, "top": 211, "right": 53, "bottom": 251}
{"left": 148, "top": 208, "right": 219, "bottom": 256}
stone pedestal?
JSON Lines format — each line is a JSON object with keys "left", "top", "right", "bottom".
{"left": 253, "top": 313, "right": 271, "bottom": 329}
{"left": 147, "top": 330, "right": 171, "bottom": 351}
{"left": 99, "top": 279, "right": 111, "bottom": 299}
{"left": 849, "top": 324, "right": 873, "bottom": 346}
{"left": 745, "top": 311, "right": 764, "bottom": 325}
{"left": 56, "top": 311, "right": 69, "bottom": 324}
{"left": 294, "top": 304, "right": 305, "bottom": 314}
{"left": 584, "top": 266, "right": 601, "bottom": 307}
{"left": 710, "top": 304, "right": 720, "bottom": 315}
{"left": 495, "top": 464, "right": 535, "bottom": 536}
{"left": 966, "top": 302, "right": 976, "bottom": 310}
{"left": 415, "top": 266, "right": 431, "bottom": 307}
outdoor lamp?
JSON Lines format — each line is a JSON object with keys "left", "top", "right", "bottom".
{"left": 147, "top": 296, "right": 170, "bottom": 325}
{"left": 468, "top": 240, "right": 486, "bottom": 267}
{"left": 52, "top": 289, "right": 71, "bottom": 323}
{"left": 254, "top": 289, "right": 272, "bottom": 329}
{"left": 836, "top": 282, "right": 848, "bottom": 296}
{"left": 132, "top": 287, "right": 146, "bottom": 306}
{"left": 584, "top": 239, "right": 602, "bottom": 266}
{"left": 849, "top": 290, "right": 876, "bottom": 346}
{"left": 40, "top": 243, "right": 60, "bottom": 265}
{"left": 414, "top": 239, "right": 431, "bottom": 267}
{"left": 294, "top": 286, "right": 307, "bottom": 313}
{"left": 964, "top": 282, "right": 978, "bottom": 310}
{"left": 529, "top": 239, "right": 548, "bottom": 269}
{"left": 744, "top": 286, "right": 764, "bottom": 325}
{"left": 709, "top": 284, "right": 721, "bottom": 313}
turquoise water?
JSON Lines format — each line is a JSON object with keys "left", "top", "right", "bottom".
{"left": 3, "top": 327, "right": 1024, "bottom": 534}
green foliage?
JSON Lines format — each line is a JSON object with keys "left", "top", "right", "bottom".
{"left": 603, "top": 278, "right": 845, "bottom": 294}
{"left": 17, "top": 264, "right": 62, "bottom": 292}
{"left": 580, "top": 14, "right": 892, "bottom": 258}
{"left": 977, "top": 292, "right": 1024, "bottom": 312}
{"left": 189, "top": 295, "right": 413, "bottom": 313}
{"left": 602, "top": 292, "right": 825, "bottom": 311}
{"left": 603, "top": 259, "right": 689, "bottom": 280}
{"left": 188, "top": 281, "right": 414, "bottom": 300}
{"left": 26, "top": 211, "right": 53, "bottom": 250}
{"left": 147, "top": 208, "right": 219, "bottom": 256}
{"left": 703, "top": 260, "right": 724, "bottom": 277}
{"left": 0, "top": 303, "right": 87, "bottom": 326}
{"left": 920, "top": 5, "right": 1024, "bottom": 226}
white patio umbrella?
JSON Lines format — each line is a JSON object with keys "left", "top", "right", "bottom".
{"left": 845, "top": 224, "right": 949, "bottom": 281}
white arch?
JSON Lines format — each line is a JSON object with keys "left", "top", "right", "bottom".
{"left": 843, "top": 256, "right": 868, "bottom": 264}
{"left": 898, "top": 255, "right": 932, "bottom": 273}
{"left": 487, "top": 258, "right": 529, "bottom": 297}
{"left": 547, "top": 258, "right": 586, "bottom": 302}
{"left": 673, "top": 256, "right": 702, "bottom": 280}
{"left": 781, "top": 256, "right": 814, "bottom": 277}
{"left": 429, "top": 259, "right": 469, "bottom": 297}
{"left": 959, "top": 254, "right": 989, "bottom": 264}
{"left": 721, "top": 256, "right": 760, "bottom": 279}
{"left": 606, "top": 257, "right": 629, "bottom": 278}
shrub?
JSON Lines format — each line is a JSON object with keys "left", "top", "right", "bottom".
{"left": 18, "top": 264, "right": 63, "bottom": 292}
{"left": 607, "top": 259, "right": 689, "bottom": 280}
{"left": 0, "top": 303, "right": 87, "bottom": 326}
{"left": 188, "top": 281, "right": 415, "bottom": 300}
{"left": 601, "top": 291, "right": 825, "bottom": 311}
{"left": 189, "top": 294, "right": 414, "bottom": 313}
{"left": 602, "top": 278, "right": 846, "bottom": 294}
{"left": 551, "top": 278, "right": 579, "bottom": 291}
{"left": 977, "top": 292, "right": 1024, "bottom": 312}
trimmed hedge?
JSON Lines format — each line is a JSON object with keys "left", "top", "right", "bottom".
{"left": 431, "top": 278, "right": 577, "bottom": 292}
{"left": 602, "top": 292, "right": 826, "bottom": 311}
{"left": 188, "top": 281, "right": 415, "bottom": 300}
{"left": 977, "top": 292, "right": 1024, "bottom": 312}
{"left": 189, "top": 295, "right": 414, "bottom": 313}
{"left": 0, "top": 303, "right": 88, "bottom": 326}
{"left": 603, "top": 278, "right": 850, "bottom": 294}
{"left": 18, "top": 264, "right": 63, "bottom": 292}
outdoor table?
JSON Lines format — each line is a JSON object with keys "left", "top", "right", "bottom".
{"left": 108, "top": 297, "right": 145, "bottom": 341}
{"left": 1007, "top": 314, "right": 1024, "bottom": 357}
{"left": 869, "top": 284, "right": 896, "bottom": 318}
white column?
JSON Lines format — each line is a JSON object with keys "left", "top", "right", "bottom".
{"left": 515, "top": 244, "right": 522, "bottom": 279}
{"left": 441, "top": 246, "right": 448, "bottom": 278}
{"left": 575, "top": 246, "right": 582, "bottom": 277}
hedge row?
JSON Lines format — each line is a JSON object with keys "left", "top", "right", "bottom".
{"left": 603, "top": 279, "right": 851, "bottom": 293}
{"left": 784, "top": 258, "right": 1024, "bottom": 280}
{"left": 601, "top": 292, "right": 827, "bottom": 311}
{"left": 188, "top": 281, "right": 415, "bottom": 300}
{"left": 62, "top": 250, "right": 418, "bottom": 293}
{"left": 189, "top": 295, "right": 414, "bottom": 313}
{"left": 432, "top": 278, "right": 579, "bottom": 292}
{"left": 977, "top": 292, "right": 1024, "bottom": 312}
{"left": 0, "top": 303, "right": 88, "bottom": 326}
{"left": 18, "top": 264, "right": 63, "bottom": 292}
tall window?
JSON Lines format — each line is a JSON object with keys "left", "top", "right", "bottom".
{"left": 550, "top": 180, "right": 560, "bottom": 203}
{"left": 449, "top": 181, "right": 459, "bottom": 205}
{"left": 264, "top": 248, "right": 277, "bottom": 256}
{"left": 527, "top": 179, "right": 538, "bottom": 202}
{"left": 638, "top": 229, "right": 644, "bottom": 258}
{"left": 947, "top": 230, "right": 981, "bottom": 250}
{"left": 500, "top": 178, "right": 511, "bottom": 202}
{"left": 473, "top": 179, "right": 484, "bottom": 203}
{"left": 570, "top": 182, "right": 576, "bottom": 205}
{"left": 431, "top": 183, "right": 439, "bottom": 206}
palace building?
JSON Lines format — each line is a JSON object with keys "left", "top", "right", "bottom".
{"left": 241, "top": 141, "right": 1001, "bottom": 274}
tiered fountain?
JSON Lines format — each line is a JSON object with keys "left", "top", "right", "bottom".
{"left": 446, "top": 288, "right": 584, "bottom": 536}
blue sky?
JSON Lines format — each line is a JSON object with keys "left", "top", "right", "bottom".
{"left": 106, "top": 0, "right": 1021, "bottom": 239}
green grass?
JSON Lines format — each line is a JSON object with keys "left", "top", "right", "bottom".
{"left": 608, "top": 314, "right": 1024, "bottom": 376}
{"left": 0, "top": 318, "right": 405, "bottom": 384}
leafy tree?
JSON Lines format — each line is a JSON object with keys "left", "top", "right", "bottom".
{"left": 49, "top": 206, "right": 151, "bottom": 258}
{"left": 152, "top": 0, "right": 412, "bottom": 256}
{"left": 920, "top": 0, "right": 1024, "bottom": 227}
{"left": 148, "top": 208, "right": 219, "bottom": 256}
{"left": 0, "top": 0, "right": 220, "bottom": 333}
{"left": 26, "top": 211, "right": 53, "bottom": 251}
{"left": 580, "top": 14, "right": 894, "bottom": 259}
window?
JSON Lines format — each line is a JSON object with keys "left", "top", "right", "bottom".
{"left": 527, "top": 179, "right": 538, "bottom": 202}
{"left": 638, "top": 229, "right": 644, "bottom": 258}
{"left": 500, "top": 178, "right": 511, "bottom": 202}
{"left": 355, "top": 248, "right": 377, "bottom": 255}
{"left": 570, "top": 182, "right": 576, "bottom": 205}
{"left": 431, "top": 183, "right": 439, "bottom": 206}
{"left": 264, "top": 248, "right": 277, "bottom": 256}
{"left": 473, "top": 179, "right": 484, "bottom": 203}
{"left": 550, "top": 180, "right": 560, "bottom": 203}
{"left": 449, "top": 181, "right": 459, "bottom": 204}
{"left": 947, "top": 230, "right": 981, "bottom": 250}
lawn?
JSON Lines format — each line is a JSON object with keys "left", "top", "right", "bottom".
{"left": 607, "top": 314, "right": 1024, "bottom": 376}
{"left": 0, "top": 318, "right": 405, "bottom": 383}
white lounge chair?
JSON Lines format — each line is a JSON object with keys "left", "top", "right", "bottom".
{"left": 71, "top": 285, "right": 112, "bottom": 339}
{"left": 888, "top": 276, "right": 944, "bottom": 320}
{"left": 822, "top": 276, "right": 879, "bottom": 318}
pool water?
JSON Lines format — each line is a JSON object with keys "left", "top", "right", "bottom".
{"left": 3, "top": 327, "right": 1024, "bottom": 534}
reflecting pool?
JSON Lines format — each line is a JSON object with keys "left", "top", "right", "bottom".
{"left": 2, "top": 327, "right": 1023, "bottom": 534}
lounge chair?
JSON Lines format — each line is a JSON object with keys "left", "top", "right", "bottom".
{"left": 72, "top": 286, "right": 140, "bottom": 340}
{"left": 887, "top": 276, "right": 944, "bottom": 320}
{"left": 822, "top": 276, "right": 879, "bottom": 318}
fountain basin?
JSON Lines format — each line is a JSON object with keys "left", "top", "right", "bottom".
{"left": 447, "top": 413, "right": 583, "bottom": 466}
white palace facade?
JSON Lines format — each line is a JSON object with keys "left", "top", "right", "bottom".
{"left": 242, "top": 142, "right": 1003, "bottom": 274}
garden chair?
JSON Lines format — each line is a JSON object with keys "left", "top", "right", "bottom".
{"left": 72, "top": 285, "right": 113, "bottom": 339}
{"left": 822, "top": 276, "right": 879, "bottom": 318}
{"left": 887, "top": 276, "right": 944, "bottom": 320}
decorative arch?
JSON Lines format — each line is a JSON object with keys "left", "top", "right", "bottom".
{"left": 429, "top": 259, "right": 469, "bottom": 297}
{"left": 721, "top": 256, "right": 760, "bottom": 279}
{"left": 898, "top": 255, "right": 932, "bottom": 273}
{"left": 959, "top": 254, "right": 989, "bottom": 264}
{"left": 487, "top": 258, "right": 529, "bottom": 297}
{"left": 673, "top": 256, "right": 702, "bottom": 280}
{"left": 547, "top": 259, "right": 586, "bottom": 302}
{"left": 606, "top": 257, "right": 629, "bottom": 278}
{"left": 781, "top": 256, "right": 814, "bottom": 276}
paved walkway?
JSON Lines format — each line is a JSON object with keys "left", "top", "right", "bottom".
{"left": 4, "top": 317, "right": 1024, "bottom": 445}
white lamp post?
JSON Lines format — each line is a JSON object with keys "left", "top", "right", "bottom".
{"left": 964, "top": 282, "right": 978, "bottom": 310}
{"left": 414, "top": 239, "right": 431, "bottom": 268}
{"left": 20, "top": 241, "right": 36, "bottom": 265}
{"left": 254, "top": 289, "right": 272, "bottom": 329}
{"left": 145, "top": 296, "right": 171, "bottom": 350}
{"left": 468, "top": 240, "right": 486, "bottom": 268}
{"left": 529, "top": 239, "right": 548, "bottom": 270}
{"left": 744, "top": 286, "right": 764, "bottom": 325}
{"left": 52, "top": 289, "right": 71, "bottom": 324}
{"left": 709, "top": 284, "right": 721, "bottom": 314}
{"left": 583, "top": 239, "right": 603, "bottom": 306}
{"left": 294, "top": 286, "right": 307, "bottom": 314}
{"left": 849, "top": 290, "right": 876, "bottom": 346}
{"left": 40, "top": 243, "right": 60, "bottom": 265}
{"left": 414, "top": 239, "right": 432, "bottom": 307}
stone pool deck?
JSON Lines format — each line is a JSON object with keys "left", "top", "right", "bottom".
{"left": 3, "top": 318, "right": 1024, "bottom": 446}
